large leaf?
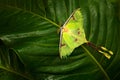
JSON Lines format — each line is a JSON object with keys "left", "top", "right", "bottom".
{"left": 0, "top": 40, "right": 33, "bottom": 80}
{"left": 0, "top": 0, "right": 120, "bottom": 80}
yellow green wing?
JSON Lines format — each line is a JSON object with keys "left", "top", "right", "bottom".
{"left": 59, "top": 9, "right": 88, "bottom": 58}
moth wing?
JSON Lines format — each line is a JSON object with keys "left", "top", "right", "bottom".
{"left": 59, "top": 34, "right": 73, "bottom": 58}
{"left": 59, "top": 9, "right": 88, "bottom": 58}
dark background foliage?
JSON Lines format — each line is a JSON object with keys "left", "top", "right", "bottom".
{"left": 0, "top": 0, "right": 120, "bottom": 80}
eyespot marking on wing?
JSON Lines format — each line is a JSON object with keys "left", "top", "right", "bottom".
{"left": 78, "top": 31, "right": 80, "bottom": 35}
{"left": 75, "top": 38, "right": 78, "bottom": 42}
{"left": 60, "top": 44, "right": 66, "bottom": 47}
{"left": 77, "top": 28, "right": 80, "bottom": 35}
{"left": 72, "top": 15, "right": 75, "bottom": 20}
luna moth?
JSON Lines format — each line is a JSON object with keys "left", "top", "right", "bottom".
{"left": 59, "top": 8, "right": 113, "bottom": 59}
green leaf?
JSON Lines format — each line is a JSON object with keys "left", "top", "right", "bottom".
{"left": 0, "top": 40, "right": 32, "bottom": 80}
{"left": 0, "top": 0, "right": 120, "bottom": 80}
